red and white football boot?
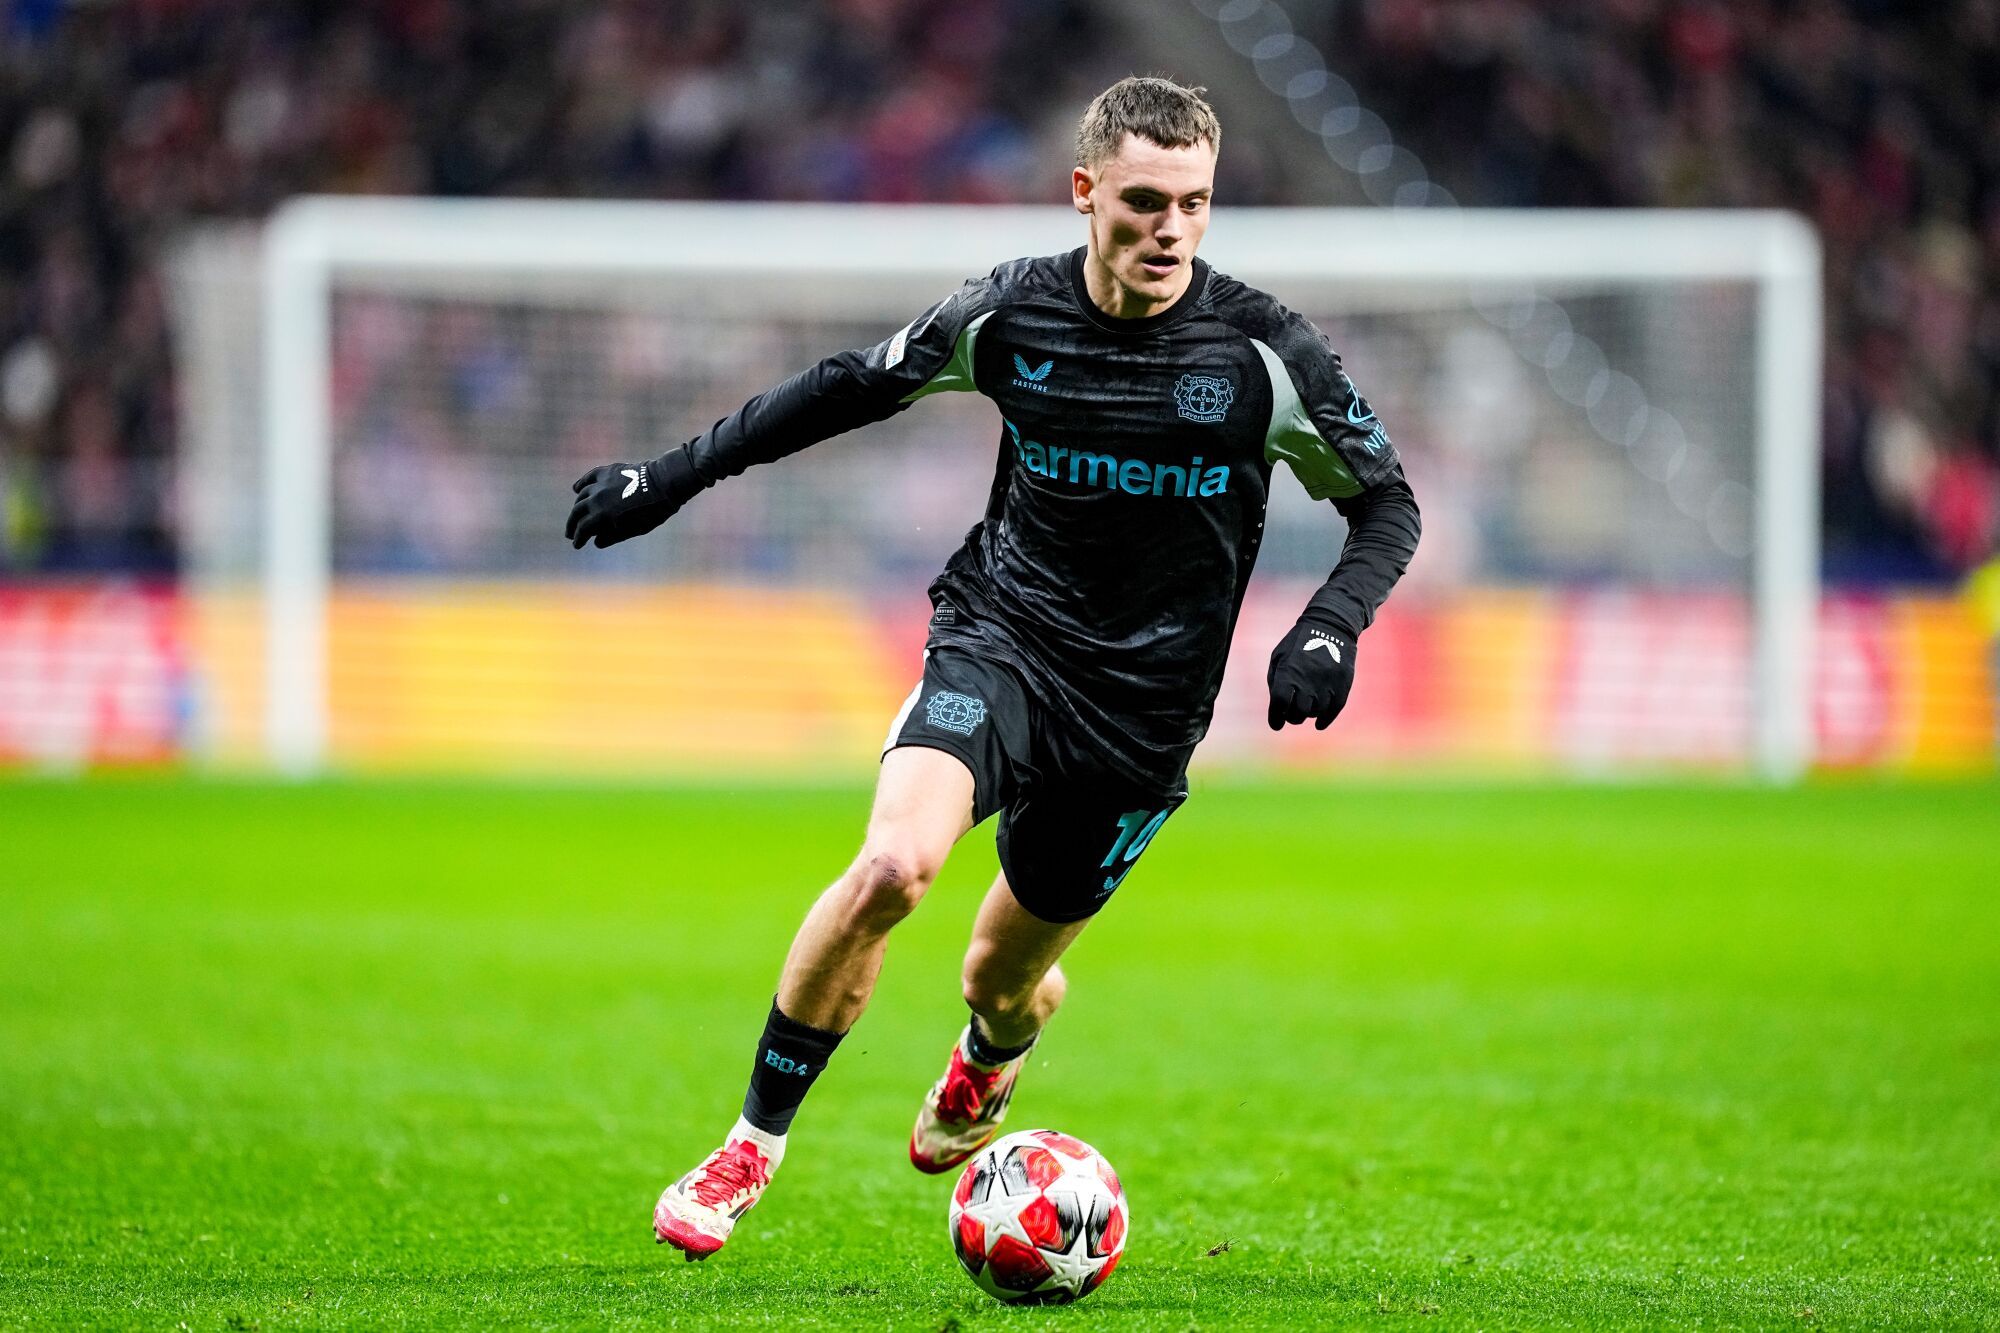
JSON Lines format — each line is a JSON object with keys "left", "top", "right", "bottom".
{"left": 653, "top": 1118, "right": 784, "bottom": 1260}
{"left": 910, "top": 1026, "right": 1035, "bottom": 1174}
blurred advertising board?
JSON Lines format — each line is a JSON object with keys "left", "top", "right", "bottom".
{"left": 0, "top": 584, "right": 192, "bottom": 767}
{"left": 1, "top": 581, "right": 1991, "bottom": 775}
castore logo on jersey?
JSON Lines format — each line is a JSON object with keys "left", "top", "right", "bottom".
{"left": 1012, "top": 353, "right": 1055, "bottom": 392}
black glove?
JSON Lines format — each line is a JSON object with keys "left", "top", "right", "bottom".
{"left": 1266, "top": 618, "right": 1357, "bottom": 731}
{"left": 566, "top": 447, "right": 706, "bottom": 550}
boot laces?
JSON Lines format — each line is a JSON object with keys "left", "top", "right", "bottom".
{"left": 689, "top": 1139, "right": 771, "bottom": 1211}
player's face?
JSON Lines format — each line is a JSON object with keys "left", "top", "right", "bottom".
{"left": 1073, "top": 134, "right": 1216, "bottom": 319}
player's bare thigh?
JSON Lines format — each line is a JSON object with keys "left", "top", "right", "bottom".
{"left": 824, "top": 745, "right": 980, "bottom": 925}
{"left": 867, "top": 744, "right": 979, "bottom": 864}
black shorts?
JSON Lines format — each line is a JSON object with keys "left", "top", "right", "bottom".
{"left": 882, "top": 646, "right": 1189, "bottom": 924}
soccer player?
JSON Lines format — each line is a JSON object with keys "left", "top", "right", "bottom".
{"left": 566, "top": 76, "right": 1421, "bottom": 1260}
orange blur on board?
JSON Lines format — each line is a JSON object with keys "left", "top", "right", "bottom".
{"left": 0, "top": 581, "right": 1992, "bottom": 775}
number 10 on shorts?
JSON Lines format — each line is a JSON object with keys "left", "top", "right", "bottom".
{"left": 1098, "top": 808, "right": 1172, "bottom": 895}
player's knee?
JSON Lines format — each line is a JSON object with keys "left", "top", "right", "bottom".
{"left": 840, "top": 844, "right": 939, "bottom": 930}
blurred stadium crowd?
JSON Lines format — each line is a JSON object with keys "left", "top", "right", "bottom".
{"left": 1306, "top": 0, "right": 2000, "bottom": 579}
{"left": 0, "top": 0, "right": 1995, "bottom": 581}
{"left": 0, "top": 0, "right": 1111, "bottom": 573}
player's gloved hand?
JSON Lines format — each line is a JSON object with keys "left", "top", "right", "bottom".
{"left": 1266, "top": 618, "right": 1357, "bottom": 731}
{"left": 567, "top": 447, "right": 706, "bottom": 549}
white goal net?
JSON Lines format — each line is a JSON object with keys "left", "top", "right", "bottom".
{"left": 169, "top": 200, "right": 1820, "bottom": 780}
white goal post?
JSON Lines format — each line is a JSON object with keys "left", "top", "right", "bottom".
{"left": 259, "top": 198, "right": 1821, "bottom": 780}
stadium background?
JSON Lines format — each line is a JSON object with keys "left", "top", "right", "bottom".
{"left": 0, "top": 0, "right": 1993, "bottom": 776}
{"left": 4, "top": 4, "right": 1999, "bottom": 1329}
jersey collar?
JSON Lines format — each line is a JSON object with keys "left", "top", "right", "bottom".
{"left": 1066, "top": 246, "right": 1209, "bottom": 335}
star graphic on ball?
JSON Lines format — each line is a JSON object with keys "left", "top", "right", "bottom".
{"left": 948, "top": 1129, "right": 1127, "bottom": 1305}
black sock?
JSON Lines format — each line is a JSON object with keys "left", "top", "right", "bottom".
{"left": 966, "top": 1013, "right": 1036, "bottom": 1067}
{"left": 740, "top": 998, "right": 844, "bottom": 1136}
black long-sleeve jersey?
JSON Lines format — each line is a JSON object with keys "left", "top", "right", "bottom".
{"left": 686, "top": 247, "right": 1421, "bottom": 785}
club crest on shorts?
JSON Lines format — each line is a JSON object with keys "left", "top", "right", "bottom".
{"left": 1173, "top": 372, "right": 1234, "bottom": 423}
{"left": 924, "top": 690, "right": 988, "bottom": 737}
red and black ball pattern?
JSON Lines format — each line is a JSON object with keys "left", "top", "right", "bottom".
{"left": 948, "top": 1129, "right": 1127, "bottom": 1305}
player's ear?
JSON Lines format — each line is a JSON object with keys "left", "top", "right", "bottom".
{"left": 1072, "top": 165, "right": 1094, "bottom": 215}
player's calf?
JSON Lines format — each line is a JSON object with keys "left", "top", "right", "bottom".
{"left": 962, "top": 953, "right": 1067, "bottom": 1051}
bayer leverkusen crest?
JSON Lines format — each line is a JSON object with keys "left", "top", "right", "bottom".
{"left": 1173, "top": 373, "right": 1234, "bottom": 423}
{"left": 925, "top": 691, "right": 987, "bottom": 737}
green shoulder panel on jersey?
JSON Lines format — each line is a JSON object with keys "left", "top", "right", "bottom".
{"left": 902, "top": 310, "right": 994, "bottom": 402}
{"left": 1249, "top": 337, "right": 1364, "bottom": 501}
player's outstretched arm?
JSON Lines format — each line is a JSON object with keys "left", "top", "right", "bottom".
{"left": 565, "top": 279, "right": 994, "bottom": 550}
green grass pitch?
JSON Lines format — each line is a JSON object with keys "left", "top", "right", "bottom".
{"left": 2, "top": 775, "right": 1997, "bottom": 1329}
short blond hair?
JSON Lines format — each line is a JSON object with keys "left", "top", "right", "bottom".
{"left": 1075, "top": 76, "right": 1221, "bottom": 169}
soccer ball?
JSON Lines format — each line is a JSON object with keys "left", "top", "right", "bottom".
{"left": 947, "top": 1128, "right": 1127, "bottom": 1305}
